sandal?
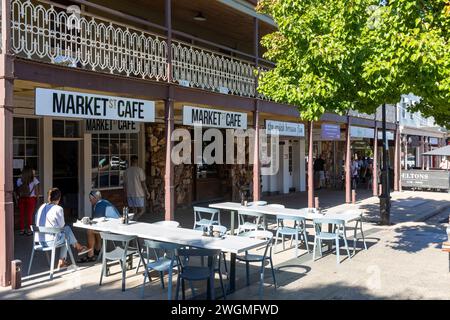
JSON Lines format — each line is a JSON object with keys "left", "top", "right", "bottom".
{"left": 77, "top": 255, "right": 97, "bottom": 263}
{"left": 58, "top": 259, "right": 71, "bottom": 269}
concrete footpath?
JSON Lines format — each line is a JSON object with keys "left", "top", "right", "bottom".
{"left": 0, "top": 190, "right": 449, "bottom": 300}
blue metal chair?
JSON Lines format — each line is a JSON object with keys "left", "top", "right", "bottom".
{"left": 237, "top": 210, "right": 265, "bottom": 234}
{"left": 99, "top": 232, "right": 138, "bottom": 291}
{"left": 236, "top": 230, "right": 276, "bottom": 299}
{"left": 136, "top": 220, "right": 180, "bottom": 273}
{"left": 175, "top": 248, "right": 226, "bottom": 300}
{"left": 193, "top": 207, "right": 221, "bottom": 231}
{"left": 275, "top": 215, "right": 310, "bottom": 258}
{"left": 141, "top": 240, "right": 181, "bottom": 300}
{"left": 28, "top": 225, "right": 77, "bottom": 280}
{"left": 312, "top": 218, "right": 351, "bottom": 265}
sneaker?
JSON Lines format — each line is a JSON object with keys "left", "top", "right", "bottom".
{"left": 19, "top": 230, "right": 25, "bottom": 235}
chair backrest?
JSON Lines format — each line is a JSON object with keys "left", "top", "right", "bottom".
{"left": 312, "top": 218, "right": 345, "bottom": 236}
{"left": 143, "top": 240, "right": 181, "bottom": 262}
{"left": 100, "top": 232, "right": 136, "bottom": 259}
{"left": 175, "top": 248, "right": 220, "bottom": 272}
{"left": 248, "top": 201, "right": 268, "bottom": 206}
{"left": 31, "top": 225, "right": 63, "bottom": 246}
{"left": 240, "top": 230, "right": 273, "bottom": 257}
{"left": 267, "top": 204, "right": 285, "bottom": 208}
{"left": 238, "top": 210, "right": 265, "bottom": 227}
{"left": 153, "top": 220, "right": 180, "bottom": 228}
{"left": 193, "top": 206, "right": 220, "bottom": 226}
{"left": 276, "top": 215, "right": 305, "bottom": 228}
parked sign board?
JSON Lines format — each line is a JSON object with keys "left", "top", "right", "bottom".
{"left": 183, "top": 106, "right": 247, "bottom": 129}
{"left": 401, "top": 170, "right": 450, "bottom": 190}
{"left": 266, "top": 120, "right": 305, "bottom": 137}
{"left": 35, "top": 88, "right": 155, "bottom": 122}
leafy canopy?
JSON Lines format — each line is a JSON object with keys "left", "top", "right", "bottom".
{"left": 257, "top": 0, "right": 450, "bottom": 128}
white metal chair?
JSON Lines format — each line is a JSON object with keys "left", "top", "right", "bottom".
{"left": 28, "top": 225, "right": 77, "bottom": 280}
{"left": 193, "top": 207, "right": 221, "bottom": 231}
{"left": 275, "top": 215, "right": 310, "bottom": 258}
{"left": 99, "top": 232, "right": 138, "bottom": 291}
{"left": 312, "top": 218, "right": 351, "bottom": 265}
{"left": 237, "top": 210, "right": 265, "bottom": 234}
{"left": 236, "top": 230, "right": 276, "bottom": 299}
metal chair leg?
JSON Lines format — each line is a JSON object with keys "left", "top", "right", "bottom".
{"left": 335, "top": 237, "right": 340, "bottom": 265}
{"left": 360, "top": 219, "right": 368, "bottom": 250}
{"left": 28, "top": 247, "right": 35, "bottom": 276}
{"left": 343, "top": 235, "right": 351, "bottom": 259}
{"left": 141, "top": 270, "right": 147, "bottom": 298}
{"left": 168, "top": 268, "right": 173, "bottom": 300}
{"left": 259, "top": 263, "right": 265, "bottom": 299}
{"left": 303, "top": 229, "right": 310, "bottom": 253}
{"left": 312, "top": 236, "right": 317, "bottom": 261}
{"left": 160, "top": 271, "right": 165, "bottom": 289}
{"left": 175, "top": 276, "right": 180, "bottom": 300}
{"left": 49, "top": 248, "right": 56, "bottom": 280}
{"left": 181, "top": 279, "right": 186, "bottom": 300}
{"left": 295, "top": 232, "right": 299, "bottom": 258}
{"left": 269, "top": 257, "right": 277, "bottom": 288}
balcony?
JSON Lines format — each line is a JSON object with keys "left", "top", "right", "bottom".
{"left": 7, "top": 0, "right": 266, "bottom": 99}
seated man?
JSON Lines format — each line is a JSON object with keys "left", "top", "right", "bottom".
{"left": 35, "top": 188, "right": 90, "bottom": 268}
{"left": 81, "top": 190, "right": 120, "bottom": 262}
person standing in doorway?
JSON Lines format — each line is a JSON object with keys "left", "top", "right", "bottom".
{"left": 351, "top": 155, "right": 360, "bottom": 190}
{"left": 15, "top": 166, "right": 40, "bottom": 235}
{"left": 123, "top": 156, "right": 150, "bottom": 221}
{"left": 313, "top": 154, "right": 326, "bottom": 190}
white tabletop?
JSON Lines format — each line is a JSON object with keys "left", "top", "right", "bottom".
{"left": 209, "top": 202, "right": 362, "bottom": 223}
{"left": 73, "top": 219, "right": 265, "bottom": 254}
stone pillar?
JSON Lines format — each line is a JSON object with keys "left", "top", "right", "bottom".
{"left": 252, "top": 107, "right": 261, "bottom": 201}
{"left": 345, "top": 119, "right": 351, "bottom": 203}
{"left": 164, "top": 99, "right": 174, "bottom": 221}
{"left": 308, "top": 121, "right": 314, "bottom": 208}
{"left": 372, "top": 125, "right": 378, "bottom": 196}
{"left": 0, "top": 0, "right": 14, "bottom": 287}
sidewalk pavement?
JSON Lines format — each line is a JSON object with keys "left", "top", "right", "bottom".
{"left": 2, "top": 190, "right": 449, "bottom": 300}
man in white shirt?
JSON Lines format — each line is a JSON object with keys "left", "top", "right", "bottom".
{"left": 35, "top": 188, "right": 90, "bottom": 268}
{"left": 439, "top": 157, "right": 450, "bottom": 170}
{"left": 123, "top": 156, "right": 150, "bottom": 221}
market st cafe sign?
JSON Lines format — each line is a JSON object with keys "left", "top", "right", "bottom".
{"left": 85, "top": 119, "right": 140, "bottom": 134}
{"left": 183, "top": 106, "right": 247, "bottom": 129}
{"left": 265, "top": 120, "right": 305, "bottom": 137}
{"left": 35, "top": 88, "right": 155, "bottom": 122}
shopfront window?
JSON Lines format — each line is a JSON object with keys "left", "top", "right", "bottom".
{"left": 91, "top": 133, "right": 139, "bottom": 189}
{"left": 13, "top": 117, "right": 40, "bottom": 183}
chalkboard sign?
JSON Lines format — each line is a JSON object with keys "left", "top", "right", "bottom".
{"left": 401, "top": 170, "right": 450, "bottom": 190}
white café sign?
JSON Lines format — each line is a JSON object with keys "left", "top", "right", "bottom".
{"left": 266, "top": 120, "right": 305, "bottom": 137}
{"left": 35, "top": 88, "right": 155, "bottom": 122}
{"left": 183, "top": 106, "right": 247, "bottom": 129}
{"left": 85, "top": 120, "right": 140, "bottom": 134}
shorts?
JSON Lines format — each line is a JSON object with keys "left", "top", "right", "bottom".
{"left": 127, "top": 196, "right": 145, "bottom": 208}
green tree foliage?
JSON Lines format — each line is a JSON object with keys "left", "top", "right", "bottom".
{"left": 257, "top": 0, "right": 450, "bottom": 128}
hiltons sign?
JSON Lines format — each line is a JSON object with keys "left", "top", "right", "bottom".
{"left": 35, "top": 88, "right": 155, "bottom": 122}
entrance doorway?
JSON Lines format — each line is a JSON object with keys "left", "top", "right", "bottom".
{"left": 53, "top": 141, "right": 79, "bottom": 222}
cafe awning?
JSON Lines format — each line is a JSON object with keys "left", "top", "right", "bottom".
{"left": 423, "top": 145, "right": 450, "bottom": 156}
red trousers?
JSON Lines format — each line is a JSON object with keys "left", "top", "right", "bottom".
{"left": 18, "top": 197, "right": 37, "bottom": 231}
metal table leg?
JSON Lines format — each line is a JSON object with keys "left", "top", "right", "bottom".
{"left": 230, "top": 211, "right": 235, "bottom": 235}
{"left": 228, "top": 253, "right": 236, "bottom": 293}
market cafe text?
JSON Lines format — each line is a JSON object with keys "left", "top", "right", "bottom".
{"left": 35, "top": 88, "right": 155, "bottom": 122}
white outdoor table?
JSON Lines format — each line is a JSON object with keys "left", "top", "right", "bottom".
{"left": 209, "top": 202, "right": 362, "bottom": 235}
{"left": 73, "top": 218, "right": 265, "bottom": 294}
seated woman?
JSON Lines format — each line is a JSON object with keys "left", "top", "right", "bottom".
{"left": 35, "top": 188, "right": 90, "bottom": 268}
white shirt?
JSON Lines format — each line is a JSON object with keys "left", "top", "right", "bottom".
{"left": 16, "top": 177, "right": 39, "bottom": 197}
{"left": 123, "top": 166, "right": 146, "bottom": 198}
{"left": 34, "top": 203, "right": 65, "bottom": 243}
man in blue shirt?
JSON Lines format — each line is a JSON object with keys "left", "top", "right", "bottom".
{"left": 80, "top": 190, "right": 120, "bottom": 262}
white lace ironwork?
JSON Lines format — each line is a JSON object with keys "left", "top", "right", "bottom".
{"left": 11, "top": 0, "right": 168, "bottom": 81}
{"left": 9, "top": 0, "right": 268, "bottom": 99}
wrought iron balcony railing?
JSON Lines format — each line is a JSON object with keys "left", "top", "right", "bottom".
{"left": 7, "top": 0, "right": 264, "bottom": 99}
